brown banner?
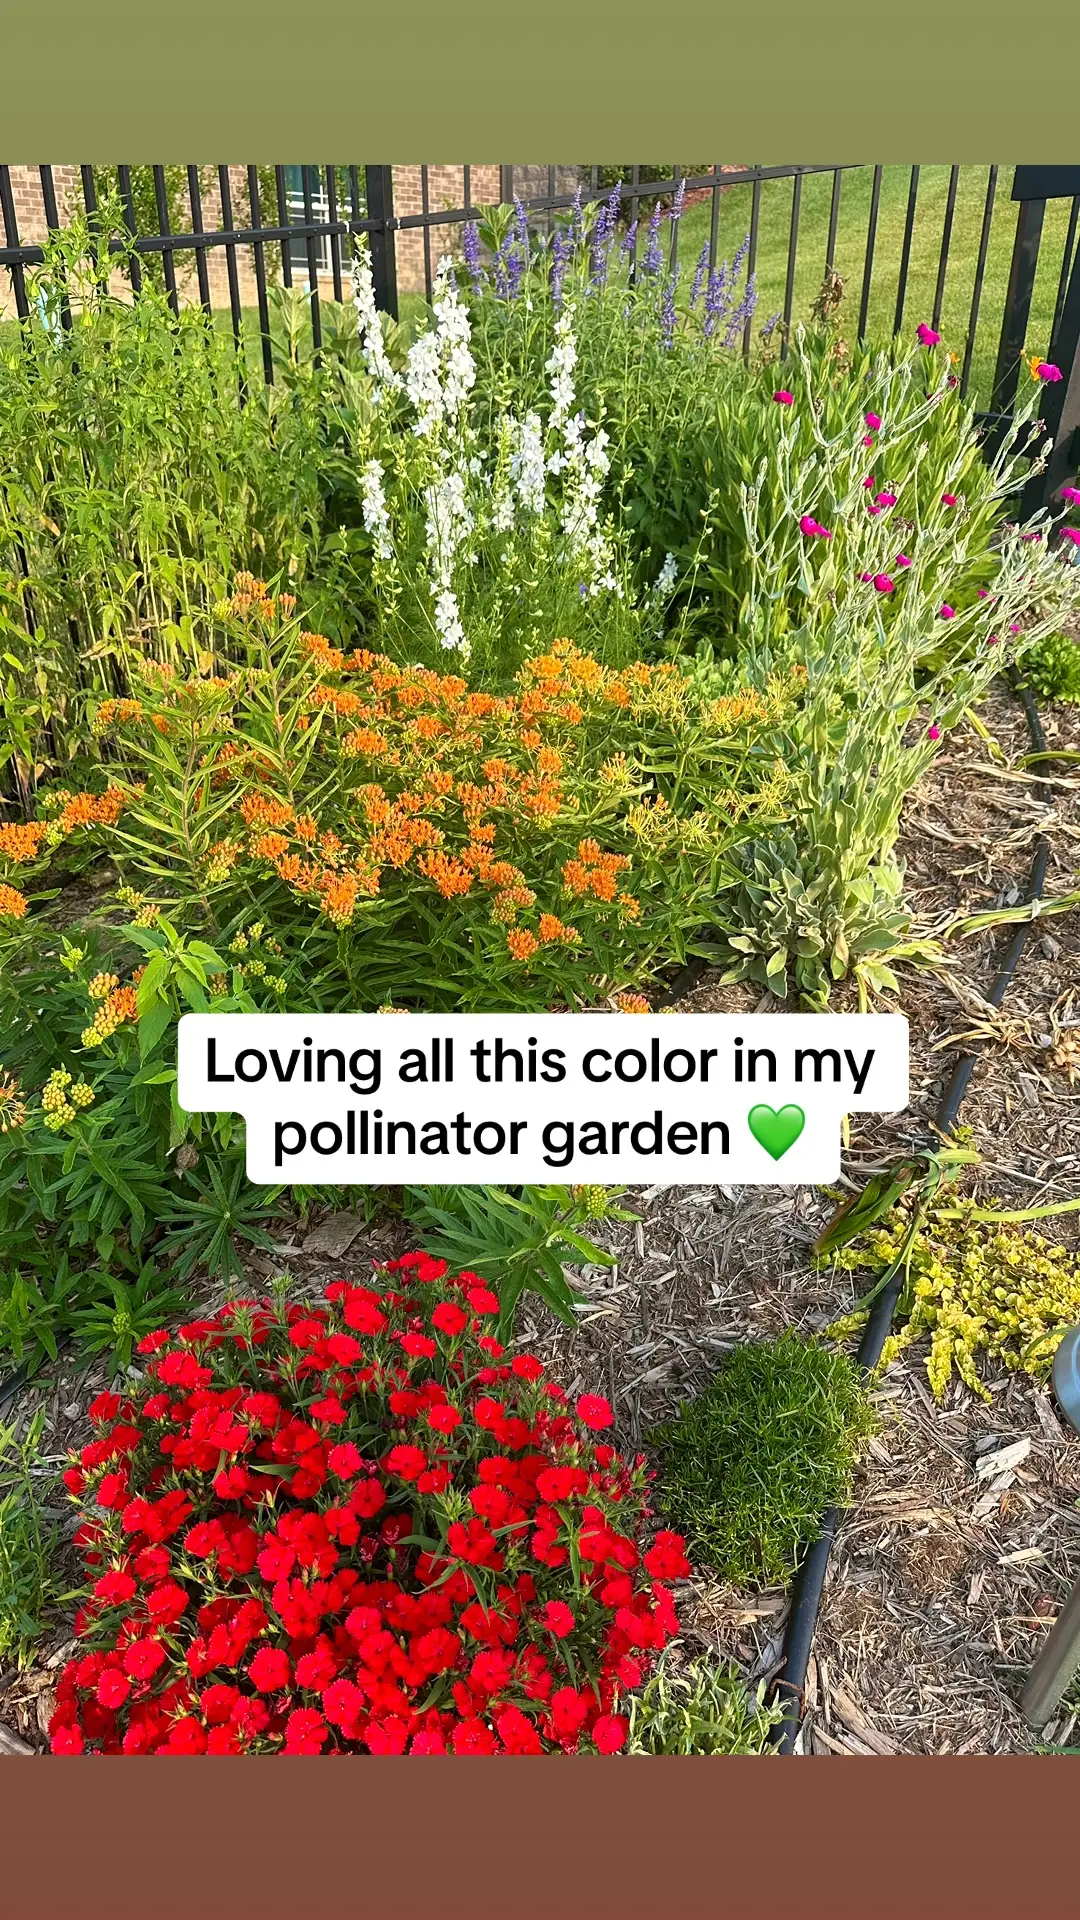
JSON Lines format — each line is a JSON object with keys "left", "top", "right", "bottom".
{"left": 1, "top": 1755, "right": 1075, "bottom": 1918}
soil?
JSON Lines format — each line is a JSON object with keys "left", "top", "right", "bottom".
{"left": 5, "top": 683, "right": 1080, "bottom": 1757}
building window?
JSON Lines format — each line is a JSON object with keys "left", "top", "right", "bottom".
{"left": 284, "top": 167, "right": 332, "bottom": 281}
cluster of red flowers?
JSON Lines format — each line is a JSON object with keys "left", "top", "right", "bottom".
{"left": 51, "top": 1255, "right": 689, "bottom": 1756}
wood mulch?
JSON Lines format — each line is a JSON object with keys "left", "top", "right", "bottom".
{"left": 4, "top": 684, "right": 1080, "bottom": 1756}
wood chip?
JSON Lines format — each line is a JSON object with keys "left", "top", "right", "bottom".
{"left": 0, "top": 1722, "right": 35, "bottom": 1756}
{"left": 302, "top": 1210, "right": 368, "bottom": 1257}
{"left": 974, "top": 1438, "right": 1032, "bottom": 1481}
{"left": 831, "top": 1685, "right": 898, "bottom": 1755}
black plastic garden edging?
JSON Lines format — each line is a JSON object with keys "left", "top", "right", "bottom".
{"left": 768, "top": 671, "right": 1055, "bottom": 1753}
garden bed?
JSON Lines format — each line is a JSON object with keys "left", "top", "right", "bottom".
{"left": 5, "top": 688, "right": 1079, "bottom": 1757}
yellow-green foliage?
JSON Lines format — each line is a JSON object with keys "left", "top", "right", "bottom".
{"left": 831, "top": 1202, "right": 1080, "bottom": 1402}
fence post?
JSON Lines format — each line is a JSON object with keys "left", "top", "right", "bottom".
{"left": 990, "top": 188, "right": 1046, "bottom": 431}
{"left": 364, "top": 166, "right": 398, "bottom": 319}
{"left": 1022, "top": 233, "right": 1080, "bottom": 517}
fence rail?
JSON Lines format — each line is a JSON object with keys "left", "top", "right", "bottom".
{"left": 2, "top": 162, "right": 1079, "bottom": 509}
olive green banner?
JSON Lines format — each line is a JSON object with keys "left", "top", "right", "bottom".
{"left": 3, "top": 0, "right": 1078, "bottom": 159}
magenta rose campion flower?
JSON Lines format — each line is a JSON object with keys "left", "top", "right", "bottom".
{"left": 917, "top": 323, "right": 941, "bottom": 347}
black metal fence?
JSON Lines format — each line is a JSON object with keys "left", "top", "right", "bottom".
{"left": 2, "top": 162, "right": 1079, "bottom": 508}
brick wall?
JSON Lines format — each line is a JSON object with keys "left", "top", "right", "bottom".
{"left": 2, "top": 164, "right": 583, "bottom": 315}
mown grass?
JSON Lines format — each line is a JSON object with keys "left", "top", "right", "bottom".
{"left": 672, "top": 165, "right": 1078, "bottom": 410}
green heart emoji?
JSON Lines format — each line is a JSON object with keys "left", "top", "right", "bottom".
{"left": 747, "top": 1103, "right": 806, "bottom": 1160}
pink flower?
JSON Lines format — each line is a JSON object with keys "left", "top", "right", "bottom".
{"left": 894, "top": 553, "right": 912, "bottom": 568}
{"left": 1009, "top": 622, "right": 1020, "bottom": 634}
{"left": 917, "top": 323, "right": 941, "bottom": 346}
{"left": 865, "top": 412, "right": 881, "bottom": 431}
{"left": 1021, "top": 530, "right": 1043, "bottom": 542}
{"left": 863, "top": 473, "right": 876, "bottom": 490}
{"left": 875, "top": 491, "right": 897, "bottom": 508}
{"left": 799, "top": 514, "right": 831, "bottom": 539}
{"left": 1061, "top": 526, "right": 1080, "bottom": 546}
{"left": 873, "top": 574, "right": 895, "bottom": 593}
{"left": 927, "top": 725, "right": 941, "bottom": 741}
{"left": 976, "top": 587, "right": 990, "bottom": 597}
{"left": 773, "top": 389, "right": 794, "bottom": 405}
{"left": 1061, "top": 486, "right": 1080, "bottom": 505}
{"left": 987, "top": 633, "right": 1000, "bottom": 645}
{"left": 1036, "top": 362, "right": 1062, "bottom": 382}
{"left": 860, "top": 571, "right": 874, "bottom": 582}
{"left": 940, "top": 492, "right": 958, "bottom": 507}
{"left": 939, "top": 604, "right": 956, "bottom": 619}
{"left": 862, "top": 434, "right": 875, "bottom": 448}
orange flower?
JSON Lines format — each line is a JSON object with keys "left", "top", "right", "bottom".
{"left": 301, "top": 630, "right": 345, "bottom": 671}
{"left": 0, "top": 823, "right": 46, "bottom": 864}
{"left": 342, "top": 727, "right": 391, "bottom": 758}
{"left": 617, "top": 893, "right": 641, "bottom": 921}
{"left": 240, "top": 794, "right": 292, "bottom": 829}
{"left": 538, "top": 914, "right": 580, "bottom": 945}
{"left": 252, "top": 832, "right": 290, "bottom": 861}
{"left": 562, "top": 839, "right": 629, "bottom": 901}
{"left": 506, "top": 928, "right": 539, "bottom": 962}
{"left": 614, "top": 992, "right": 651, "bottom": 1014}
{"left": 491, "top": 885, "right": 536, "bottom": 925}
{"left": 536, "top": 747, "right": 563, "bottom": 775}
{"left": 57, "top": 787, "right": 128, "bottom": 833}
{"left": 0, "top": 883, "right": 28, "bottom": 918}
{"left": 318, "top": 871, "right": 360, "bottom": 927}
{"left": 294, "top": 814, "right": 318, "bottom": 843}
{"left": 275, "top": 853, "right": 303, "bottom": 883}
{"left": 93, "top": 698, "right": 143, "bottom": 729}
{"left": 417, "top": 851, "right": 473, "bottom": 899}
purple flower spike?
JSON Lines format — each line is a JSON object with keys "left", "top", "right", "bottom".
{"left": 643, "top": 201, "right": 664, "bottom": 276}
{"left": 463, "top": 221, "right": 484, "bottom": 293}
{"left": 689, "top": 242, "right": 710, "bottom": 309}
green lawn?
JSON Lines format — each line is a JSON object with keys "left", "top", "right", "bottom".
{"left": 671, "top": 165, "right": 1077, "bottom": 409}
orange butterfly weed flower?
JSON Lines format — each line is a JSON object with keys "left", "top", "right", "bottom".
{"left": 57, "top": 787, "right": 128, "bottom": 833}
{"left": 538, "top": 914, "right": 580, "bottom": 945}
{"left": 317, "top": 871, "right": 361, "bottom": 927}
{"left": 252, "top": 832, "right": 290, "bottom": 861}
{"left": 417, "top": 852, "right": 473, "bottom": 899}
{"left": 343, "top": 728, "right": 391, "bottom": 758}
{"left": 240, "top": 794, "right": 292, "bottom": 829}
{"left": 0, "top": 823, "right": 47, "bottom": 864}
{"left": 0, "top": 883, "right": 28, "bottom": 918}
{"left": 506, "top": 928, "right": 539, "bottom": 962}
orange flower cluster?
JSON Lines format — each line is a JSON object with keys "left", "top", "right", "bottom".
{"left": 0, "top": 883, "right": 28, "bottom": 918}
{"left": 93, "top": 698, "right": 144, "bottom": 730}
{"left": 562, "top": 839, "right": 630, "bottom": 903}
{"left": 0, "top": 822, "right": 47, "bottom": 864}
{"left": 221, "top": 574, "right": 296, "bottom": 626}
{"left": 55, "top": 788, "right": 129, "bottom": 834}
{"left": 537, "top": 914, "right": 580, "bottom": 945}
{"left": 81, "top": 982, "right": 140, "bottom": 1048}
{"left": 506, "top": 928, "right": 539, "bottom": 961}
